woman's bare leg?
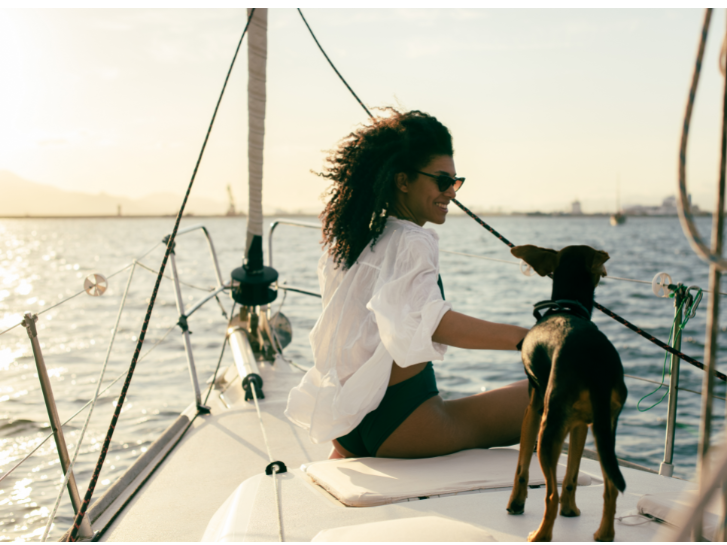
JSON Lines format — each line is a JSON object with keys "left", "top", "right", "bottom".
{"left": 376, "top": 379, "right": 529, "bottom": 458}
{"left": 329, "top": 439, "right": 357, "bottom": 459}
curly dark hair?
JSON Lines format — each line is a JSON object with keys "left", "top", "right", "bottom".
{"left": 320, "top": 109, "right": 453, "bottom": 269}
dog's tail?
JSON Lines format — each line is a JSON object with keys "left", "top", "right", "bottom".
{"left": 591, "top": 387, "right": 626, "bottom": 492}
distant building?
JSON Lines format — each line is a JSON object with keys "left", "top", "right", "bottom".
{"left": 571, "top": 200, "right": 583, "bottom": 215}
{"left": 624, "top": 195, "right": 702, "bottom": 216}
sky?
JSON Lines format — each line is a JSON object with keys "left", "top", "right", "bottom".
{"left": 0, "top": 8, "right": 726, "bottom": 214}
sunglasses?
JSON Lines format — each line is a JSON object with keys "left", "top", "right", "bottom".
{"left": 416, "top": 171, "right": 465, "bottom": 193}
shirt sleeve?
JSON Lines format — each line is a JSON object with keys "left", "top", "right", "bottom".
{"left": 367, "top": 230, "right": 451, "bottom": 367}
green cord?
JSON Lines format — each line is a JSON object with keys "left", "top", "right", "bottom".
{"left": 637, "top": 289, "right": 703, "bottom": 412}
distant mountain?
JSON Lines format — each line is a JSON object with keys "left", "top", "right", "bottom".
{"left": 0, "top": 171, "right": 229, "bottom": 217}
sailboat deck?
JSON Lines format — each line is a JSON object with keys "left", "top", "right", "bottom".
{"left": 94, "top": 357, "right": 693, "bottom": 542}
{"left": 98, "top": 359, "right": 329, "bottom": 541}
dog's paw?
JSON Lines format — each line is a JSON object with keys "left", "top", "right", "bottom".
{"left": 593, "top": 529, "right": 614, "bottom": 542}
{"left": 559, "top": 505, "right": 580, "bottom": 517}
{"left": 527, "top": 530, "right": 552, "bottom": 542}
{"left": 506, "top": 501, "right": 525, "bottom": 515}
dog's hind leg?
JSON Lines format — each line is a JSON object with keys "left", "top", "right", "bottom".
{"left": 593, "top": 472, "right": 618, "bottom": 541}
{"left": 528, "top": 407, "right": 569, "bottom": 542}
{"left": 560, "top": 421, "right": 587, "bottom": 517}
{"left": 593, "top": 412, "right": 621, "bottom": 542}
{"left": 507, "top": 388, "right": 542, "bottom": 515}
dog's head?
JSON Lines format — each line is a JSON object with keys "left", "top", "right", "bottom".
{"left": 511, "top": 244, "right": 610, "bottom": 287}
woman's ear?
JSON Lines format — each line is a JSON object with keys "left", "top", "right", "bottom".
{"left": 395, "top": 172, "right": 409, "bottom": 193}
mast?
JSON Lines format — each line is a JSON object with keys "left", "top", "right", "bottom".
{"left": 246, "top": 7, "right": 267, "bottom": 265}
{"left": 229, "top": 8, "right": 277, "bottom": 402}
{"left": 230, "top": 7, "right": 277, "bottom": 305}
{"left": 616, "top": 174, "right": 621, "bottom": 213}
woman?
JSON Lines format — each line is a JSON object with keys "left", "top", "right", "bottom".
{"left": 285, "top": 109, "right": 529, "bottom": 459}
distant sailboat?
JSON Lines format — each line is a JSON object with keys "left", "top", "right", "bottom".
{"left": 610, "top": 175, "right": 626, "bottom": 225}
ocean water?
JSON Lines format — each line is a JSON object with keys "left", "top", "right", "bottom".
{"left": 0, "top": 214, "right": 726, "bottom": 541}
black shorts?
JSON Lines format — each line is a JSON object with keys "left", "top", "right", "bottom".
{"left": 336, "top": 362, "right": 439, "bottom": 457}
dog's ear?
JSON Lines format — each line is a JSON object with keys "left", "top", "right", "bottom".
{"left": 591, "top": 250, "right": 610, "bottom": 277}
{"left": 511, "top": 245, "right": 558, "bottom": 277}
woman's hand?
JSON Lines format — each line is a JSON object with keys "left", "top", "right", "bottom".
{"left": 433, "top": 310, "right": 528, "bottom": 350}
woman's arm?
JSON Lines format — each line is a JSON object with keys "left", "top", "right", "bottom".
{"left": 432, "top": 310, "right": 528, "bottom": 350}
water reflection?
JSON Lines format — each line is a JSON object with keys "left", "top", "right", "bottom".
{"left": 0, "top": 216, "right": 725, "bottom": 541}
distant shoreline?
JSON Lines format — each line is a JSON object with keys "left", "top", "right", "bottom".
{"left": 0, "top": 213, "right": 710, "bottom": 219}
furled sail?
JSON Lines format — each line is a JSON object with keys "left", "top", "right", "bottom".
{"left": 246, "top": 7, "right": 267, "bottom": 265}
{"left": 230, "top": 7, "right": 277, "bottom": 308}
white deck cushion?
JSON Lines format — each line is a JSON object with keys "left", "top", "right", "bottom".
{"left": 311, "top": 515, "right": 497, "bottom": 542}
{"left": 303, "top": 447, "right": 591, "bottom": 507}
{"left": 638, "top": 489, "right": 721, "bottom": 541}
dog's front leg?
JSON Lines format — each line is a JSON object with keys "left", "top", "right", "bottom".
{"left": 560, "top": 422, "right": 587, "bottom": 517}
{"left": 507, "top": 389, "right": 542, "bottom": 515}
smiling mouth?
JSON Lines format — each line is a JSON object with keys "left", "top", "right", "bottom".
{"left": 435, "top": 202, "right": 449, "bottom": 211}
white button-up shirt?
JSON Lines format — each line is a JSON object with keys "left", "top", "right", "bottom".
{"left": 285, "top": 217, "right": 452, "bottom": 444}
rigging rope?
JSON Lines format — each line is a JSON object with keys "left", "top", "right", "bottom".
{"left": 676, "top": 9, "right": 727, "bottom": 271}
{"left": 250, "top": 384, "right": 284, "bottom": 542}
{"left": 42, "top": 264, "right": 137, "bottom": 541}
{"left": 301, "top": 15, "right": 726, "bottom": 384}
{"left": 0, "top": 319, "right": 177, "bottom": 488}
{"left": 441, "top": 250, "right": 727, "bottom": 294}
{"left": 637, "top": 291, "right": 703, "bottom": 412}
{"left": 454, "top": 198, "right": 727, "bottom": 383}
{"left": 297, "top": 9, "right": 372, "bottom": 118}
{"left": 67, "top": 10, "right": 257, "bottom": 541}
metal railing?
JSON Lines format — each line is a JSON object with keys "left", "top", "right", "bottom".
{"left": 268, "top": 219, "right": 321, "bottom": 269}
{"left": 268, "top": 219, "right": 323, "bottom": 298}
{"left": 267, "top": 219, "right": 713, "bottom": 479}
{"left": 164, "top": 224, "right": 227, "bottom": 412}
{"left": 2, "top": 224, "right": 229, "bottom": 540}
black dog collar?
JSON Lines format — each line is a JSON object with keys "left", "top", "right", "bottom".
{"left": 533, "top": 299, "right": 592, "bottom": 322}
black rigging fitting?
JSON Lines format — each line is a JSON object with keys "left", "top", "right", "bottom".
{"left": 231, "top": 236, "right": 278, "bottom": 307}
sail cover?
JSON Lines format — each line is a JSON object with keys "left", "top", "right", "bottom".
{"left": 246, "top": 7, "right": 267, "bottom": 257}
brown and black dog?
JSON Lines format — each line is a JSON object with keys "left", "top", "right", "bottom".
{"left": 506, "top": 245, "right": 628, "bottom": 542}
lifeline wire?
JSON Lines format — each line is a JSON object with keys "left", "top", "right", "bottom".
{"left": 203, "top": 301, "right": 236, "bottom": 406}
{"left": 68, "top": 10, "right": 257, "bottom": 541}
{"left": 624, "top": 374, "right": 726, "bottom": 402}
{"left": 135, "top": 260, "right": 213, "bottom": 292}
{"left": 0, "top": 320, "right": 176, "bottom": 488}
{"left": 441, "top": 250, "right": 727, "bottom": 294}
{"left": 270, "top": 286, "right": 312, "bottom": 373}
{"left": 450, "top": 197, "right": 727, "bottom": 382}
{"left": 0, "top": 241, "right": 162, "bottom": 338}
{"left": 303, "top": 5, "right": 726, "bottom": 383}
{"left": 42, "top": 264, "right": 136, "bottom": 541}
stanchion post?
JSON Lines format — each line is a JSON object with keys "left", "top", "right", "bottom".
{"left": 168, "top": 249, "right": 209, "bottom": 414}
{"left": 660, "top": 286, "right": 685, "bottom": 477}
{"left": 21, "top": 314, "right": 93, "bottom": 539}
